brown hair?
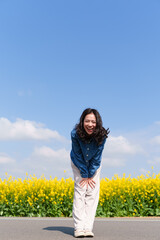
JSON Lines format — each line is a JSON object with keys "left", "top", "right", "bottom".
{"left": 75, "top": 108, "right": 110, "bottom": 145}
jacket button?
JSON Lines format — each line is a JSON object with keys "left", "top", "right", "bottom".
{"left": 86, "top": 154, "right": 88, "bottom": 157}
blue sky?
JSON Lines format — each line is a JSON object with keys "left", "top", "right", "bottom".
{"left": 0, "top": 0, "right": 160, "bottom": 179}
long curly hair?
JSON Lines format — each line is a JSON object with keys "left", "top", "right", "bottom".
{"left": 75, "top": 108, "right": 110, "bottom": 145}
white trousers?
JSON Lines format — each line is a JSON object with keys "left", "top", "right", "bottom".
{"left": 71, "top": 161, "right": 101, "bottom": 231}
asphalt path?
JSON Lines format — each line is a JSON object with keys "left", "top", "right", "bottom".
{"left": 0, "top": 217, "right": 160, "bottom": 240}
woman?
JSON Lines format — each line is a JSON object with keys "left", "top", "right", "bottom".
{"left": 70, "top": 108, "right": 109, "bottom": 238}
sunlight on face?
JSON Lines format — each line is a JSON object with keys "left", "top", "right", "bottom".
{"left": 83, "top": 113, "right": 96, "bottom": 135}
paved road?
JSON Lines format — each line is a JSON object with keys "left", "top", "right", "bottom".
{"left": 0, "top": 217, "right": 160, "bottom": 240}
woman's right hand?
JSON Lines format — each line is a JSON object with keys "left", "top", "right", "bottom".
{"left": 79, "top": 178, "right": 96, "bottom": 189}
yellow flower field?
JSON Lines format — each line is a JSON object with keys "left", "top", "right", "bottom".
{"left": 0, "top": 172, "right": 160, "bottom": 217}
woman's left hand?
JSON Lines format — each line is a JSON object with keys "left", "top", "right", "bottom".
{"left": 88, "top": 178, "right": 96, "bottom": 189}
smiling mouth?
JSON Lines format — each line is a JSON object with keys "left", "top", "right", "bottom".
{"left": 87, "top": 128, "right": 94, "bottom": 132}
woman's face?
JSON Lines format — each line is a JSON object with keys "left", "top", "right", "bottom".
{"left": 83, "top": 113, "right": 96, "bottom": 135}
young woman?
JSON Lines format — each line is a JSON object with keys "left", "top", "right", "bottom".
{"left": 70, "top": 108, "right": 109, "bottom": 238}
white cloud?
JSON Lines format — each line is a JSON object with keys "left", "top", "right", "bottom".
{"left": 32, "top": 146, "right": 70, "bottom": 161}
{"left": 102, "top": 157, "right": 126, "bottom": 167}
{"left": 105, "top": 135, "right": 143, "bottom": 155}
{"left": 0, "top": 118, "right": 65, "bottom": 141}
{"left": 102, "top": 135, "right": 145, "bottom": 168}
{"left": 22, "top": 146, "right": 71, "bottom": 178}
{"left": 139, "top": 168, "right": 148, "bottom": 175}
{"left": 0, "top": 147, "right": 71, "bottom": 179}
{"left": 148, "top": 157, "right": 160, "bottom": 165}
{"left": 154, "top": 121, "right": 160, "bottom": 125}
{"left": 151, "top": 136, "right": 160, "bottom": 145}
{"left": 0, "top": 153, "right": 15, "bottom": 164}
{"left": 1, "top": 121, "right": 160, "bottom": 179}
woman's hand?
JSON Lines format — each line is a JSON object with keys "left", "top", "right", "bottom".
{"left": 79, "top": 178, "right": 96, "bottom": 189}
{"left": 79, "top": 178, "right": 88, "bottom": 188}
{"left": 88, "top": 178, "right": 96, "bottom": 189}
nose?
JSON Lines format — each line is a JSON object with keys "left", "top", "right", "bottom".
{"left": 88, "top": 121, "right": 92, "bottom": 127}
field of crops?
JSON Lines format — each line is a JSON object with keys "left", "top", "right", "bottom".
{"left": 1, "top": 172, "right": 160, "bottom": 217}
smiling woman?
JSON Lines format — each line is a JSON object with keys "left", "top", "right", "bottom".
{"left": 70, "top": 108, "right": 110, "bottom": 238}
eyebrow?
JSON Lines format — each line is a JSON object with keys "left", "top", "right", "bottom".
{"left": 85, "top": 119, "right": 96, "bottom": 121}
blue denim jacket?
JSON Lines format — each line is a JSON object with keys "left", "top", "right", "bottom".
{"left": 70, "top": 129, "right": 106, "bottom": 178}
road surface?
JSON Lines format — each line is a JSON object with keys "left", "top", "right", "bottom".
{"left": 0, "top": 217, "right": 160, "bottom": 240}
